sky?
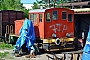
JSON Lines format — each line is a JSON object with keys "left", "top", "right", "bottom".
{"left": 21, "top": 0, "right": 36, "bottom": 3}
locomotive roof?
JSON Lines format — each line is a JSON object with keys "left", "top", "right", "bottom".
{"left": 71, "top": 8, "right": 90, "bottom": 12}
{"left": 29, "top": 9, "right": 47, "bottom": 13}
{"left": 29, "top": 8, "right": 73, "bottom": 13}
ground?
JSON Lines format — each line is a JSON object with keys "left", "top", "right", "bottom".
{"left": 0, "top": 49, "right": 82, "bottom": 60}
{"left": 0, "top": 42, "right": 82, "bottom": 60}
{"left": 0, "top": 49, "right": 64, "bottom": 60}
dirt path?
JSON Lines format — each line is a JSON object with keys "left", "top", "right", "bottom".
{"left": 0, "top": 49, "right": 64, "bottom": 60}
{"left": 0, "top": 49, "right": 82, "bottom": 60}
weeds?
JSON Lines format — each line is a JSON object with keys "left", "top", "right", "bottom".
{"left": 0, "top": 42, "right": 14, "bottom": 49}
{"left": 0, "top": 52, "right": 9, "bottom": 58}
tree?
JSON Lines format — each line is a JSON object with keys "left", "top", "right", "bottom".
{"left": 21, "top": 9, "right": 29, "bottom": 18}
{"left": 42, "top": 0, "right": 52, "bottom": 8}
{"left": 32, "top": 2, "right": 39, "bottom": 9}
{"left": 32, "top": 0, "right": 71, "bottom": 9}
{"left": 0, "top": 0, "right": 29, "bottom": 18}
{"left": 33, "top": 0, "right": 60, "bottom": 8}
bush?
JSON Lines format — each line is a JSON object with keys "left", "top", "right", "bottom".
{"left": 0, "top": 42, "right": 14, "bottom": 49}
{"left": 0, "top": 52, "right": 9, "bottom": 58}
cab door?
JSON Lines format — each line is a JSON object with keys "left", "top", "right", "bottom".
{"left": 45, "top": 10, "right": 60, "bottom": 38}
{"left": 38, "top": 13, "right": 44, "bottom": 38}
{"left": 44, "top": 11, "right": 52, "bottom": 38}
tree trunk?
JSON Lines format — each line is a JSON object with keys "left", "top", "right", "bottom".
{"left": 53, "top": 0, "right": 56, "bottom": 8}
{"left": 48, "top": 0, "right": 50, "bottom": 8}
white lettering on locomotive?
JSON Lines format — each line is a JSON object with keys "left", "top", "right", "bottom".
{"left": 49, "top": 23, "right": 68, "bottom": 33}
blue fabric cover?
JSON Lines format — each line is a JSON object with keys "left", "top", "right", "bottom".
{"left": 82, "top": 26, "right": 90, "bottom": 60}
{"left": 14, "top": 19, "right": 36, "bottom": 51}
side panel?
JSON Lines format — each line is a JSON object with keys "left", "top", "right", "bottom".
{"left": 2, "top": 11, "right": 9, "bottom": 23}
{"left": 38, "top": 13, "right": 45, "bottom": 38}
{"left": 14, "top": 20, "right": 24, "bottom": 35}
{"left": 10, "top": 11, "right": 16, "bottom": 24}
{"left": 29, "top": 12, "right": 45, "bottom": 39}
{"left": 1, "top": 10, "right": 24, "bottom": 36}
{"left": 0, "top": 12, "right": 2, "bottom": 36}
{"left": 16, "top": 12, "right": 24, "bottom": 20}
{"left": 2, "top": 11, "right": 9, "bottom": 36}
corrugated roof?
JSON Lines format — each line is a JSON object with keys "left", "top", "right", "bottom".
{"left": 71, "top": 8, "right": 90, "bottom": 12}
{"left": 29, "top": 9, "right": 47, "bottom": 13}
{"left": 0, "top": 10, "right": 24, "bottom": 13}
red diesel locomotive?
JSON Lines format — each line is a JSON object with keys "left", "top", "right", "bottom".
{"left": 15, "top": 8, "right": 75, "bottom": 51}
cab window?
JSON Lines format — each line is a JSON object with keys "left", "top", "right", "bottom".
{"left": 62, "top": 12, "right": 66, "bottom": 20}
{"left": 68, "top": 13, "right": 72, "bottom": 22}
{"left": 30, "top": 14, "right": 33, "bottom": 22}
{"left": 33, "top": 14, "right": 37, "bottom": 22}
{"left": 30, "top": 14, "right": 37, "bottom": 22}
{"left": 52, "top": 10, "right": 58, "bottom": 20}
{"left": 39, "top": 14, "right": 42, "bottom": 22}
{"left": 46, "top": 13, "right": 51, "bottom": 22}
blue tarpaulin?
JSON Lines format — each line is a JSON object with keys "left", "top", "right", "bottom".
{"left": 14, "top": 19, "right": 36, "bottom": 51}
{"left": 82, "top": 26, "right": 90, "bottom": 60}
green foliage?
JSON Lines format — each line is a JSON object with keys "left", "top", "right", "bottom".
{"left": 0, "top": 42, "right": 14, "bottom": 49}
{"left": 33, "top": 0, "right": 60, "bottom": 8}
{"left": 21, "top": 8, "right": 29, "bottom": 18}
{"left": 0, "top": 52, "right": 9, "bottom": 58}
{"left": 0, "top": 0, "right": 20, "bottom": 10}
{"left": 0, "top": 0, "right": 29, "bottom": 18}
{"left": 33, "top": 0, "right": 72, "bottom": 8}
{"left": 32, "top": 2, "right": 39, "bottom": 9}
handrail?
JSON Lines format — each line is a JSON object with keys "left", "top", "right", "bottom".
{"left": 10, "top": 25, "right": 13, "bottom": 34}
{"left": 6, "top": 25, "right": 13, "bottom": 34}
{"left": 6, "top": 25, "right": 9, "bottom": 34}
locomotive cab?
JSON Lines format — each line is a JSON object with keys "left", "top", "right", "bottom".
{"left": 29, "top": 8, "right": 75, "bottom": 51}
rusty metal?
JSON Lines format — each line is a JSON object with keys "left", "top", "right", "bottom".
{"left": 59, "top": 1, "right": 90, "bottom": 7}
{"left": 46, "top": 52, "right": 63, "bottom": 60}
{"left": 0, "top": 13, "right": 2, "bottom": 36}
{"left": 46, "top": 55, "right": 54, "bottom": 60}
{"left": 16, "top": 12, "right": 24, "bottom": 19}
{"left": 0, "top": 10, "right": 24, "bottom": 36}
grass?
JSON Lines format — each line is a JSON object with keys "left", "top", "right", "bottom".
{"left": 0, "top": 52, "right": 9, "bottom": 58}
{"left": 0, "top": 41, "right": 15, "bottom": 59}
{"left": 0, "top": 42, "right": 14, "bottom": 59}
{"left": 0, "top": 42, "right": 14, "bottom": 49}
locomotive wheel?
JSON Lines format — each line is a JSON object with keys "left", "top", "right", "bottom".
{"left": 55, "top": 38, "right": 60, "bottom": 45}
